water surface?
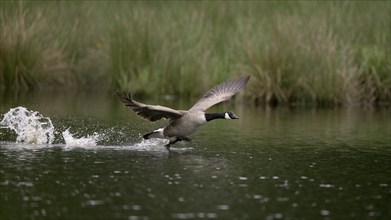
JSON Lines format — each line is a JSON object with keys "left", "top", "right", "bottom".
{"left": 1, "top": 91, "right": 390, "bottom": 219}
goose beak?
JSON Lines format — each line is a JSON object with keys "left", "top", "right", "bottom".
{"left": 230, "top": 113, "right": 239, "bottom": 119}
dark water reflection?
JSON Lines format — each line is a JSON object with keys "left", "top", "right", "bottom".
{"left": 1, "top": 91, "right": 390, "bottom": 219}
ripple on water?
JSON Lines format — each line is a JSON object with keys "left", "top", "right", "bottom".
{"left": 17, "top": 182, "right": 34, "bottom": 187}
{"left": 128, "top": 216, "right": 149, "bottom": 220}
{"left": 172, "top": 213, "right": 218, "bottom": 219}
{"left": 266, "top": 213, "right": 284, "bottom": 220}
{"left": 319, "top": 184, "right": 335, "bottom": 188}
{"left": 83, "top": 200, "right": 104, "bottom": 206}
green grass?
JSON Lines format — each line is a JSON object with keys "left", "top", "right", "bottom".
{"left": 1, "top": 1, "right": 390, "bottom": 106}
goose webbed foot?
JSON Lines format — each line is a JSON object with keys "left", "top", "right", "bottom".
{"left": 165, "top": 137, "right": 192, "bottom": 150}
{"left": 165, "top": 142, "right": 173, "bottom": 150}
{"left": 181, "top": 137, "right": 192, "bottom": 142}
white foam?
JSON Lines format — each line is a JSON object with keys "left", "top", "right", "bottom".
{"left": 125, "top": 138, "right": 169, "bottom": 151}
{"left": 0, "top": 107, "right": 54, "bottom": 144}
{"left": 62, "top": 128, "right": 101, "bottom": 148}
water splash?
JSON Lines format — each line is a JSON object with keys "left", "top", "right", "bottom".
{"left": 1, "top": 106, "right": 192, "bottom": 152}
{"left": 120, "top": 138, "right": 194, "bottom": 153}
{"left": 0, "top": 107, "right": 102, "bottom": 147}
{"left": 0, "top": 107, "right": 54, "bottom": 144}
{"left": 62, "top": 128, "right": 101, "bottom": 148}
{"left": 129, "top": 138, "right": 169, "bottom": 151}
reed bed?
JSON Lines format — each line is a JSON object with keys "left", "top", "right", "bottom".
{"left": 1, "top": 1, "right": 390, "bottom": 106}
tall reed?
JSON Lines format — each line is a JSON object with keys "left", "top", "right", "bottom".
{"left": 0, "top": 1, "right": 389, "bottom": 105}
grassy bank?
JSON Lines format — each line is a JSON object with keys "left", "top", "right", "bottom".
{"left": 1, "top": 1, "right": 390, "bottom": 106}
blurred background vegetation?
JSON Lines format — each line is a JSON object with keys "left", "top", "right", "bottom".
{"left": 0, "top": 1, "right": 390, "bottom": 106}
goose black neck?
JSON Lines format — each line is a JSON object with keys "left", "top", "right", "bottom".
{"left": 205, "top": 113, "right": 225, "bottom": 122}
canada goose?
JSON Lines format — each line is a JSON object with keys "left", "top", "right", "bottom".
{"left": 117, "top": 75, "right": 250, "bottom": 149}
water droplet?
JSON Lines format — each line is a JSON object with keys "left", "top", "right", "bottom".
{"left": 172, "top": 213, "right": 195, "bottom": 219}
{"left": 206, "top": 213, "right": 218, "bottom": 218}
{"left": 253, "top": 195, "right": 262, "bottom": 199}
{"left": 274, "top": 213, "right": 283, "bottom": 219}
{"left": 132, "top": 205, "right": 141, "bottom": 211}
{"left": 368, "top": 211, "right": 381, "bottom": 217}
{"left": 85, "top": 200, "right": 104, "bottom": 206}
{"left": 62, "top": 128, "right": 101, "bottom": 148}
{"left": 217, "top": 204, "right": 230, "bottom": 210}
{"left": 17, "top": 182, "right": 34, "bottom": 187}
{"left": 277, "top": 197, "right": 289, "bottom": 202}
{"left": 319, "top": 184, "right": 334, "bottom": 188}
{"left": 320, "top": 209, "right": 330, "bottom": 216}
{"left": 197, "top": 213, "right": 205, "bottom": 218}
{"left": 32, "top": 196, "right": 42, "bottom": 201}
{"left": 0, "top": 180, "right": 9, "bottom": 186}
{"left": 128, "top": 216, "right": 148, "bottom": 220}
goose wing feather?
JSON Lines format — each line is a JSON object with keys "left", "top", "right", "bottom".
{"left": 189, "top": 75, "right": 250, "bottom": 112}
{"left": 117, "top": 92, "right": 184, "bottom": 122}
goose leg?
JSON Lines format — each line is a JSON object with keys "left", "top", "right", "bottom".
{"left": 165, "top": 138, "right": 180, "bottom": 150}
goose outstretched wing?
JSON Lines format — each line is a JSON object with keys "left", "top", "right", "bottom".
{"left": 117, "top": 92, "right": 184, "bottom": 122}
{"left": 189, "top": 75, "right": 250, "bottom": 112}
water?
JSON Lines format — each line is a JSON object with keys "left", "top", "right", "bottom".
{"left": 1, "top": 91, "right": 390, "bottom": 219}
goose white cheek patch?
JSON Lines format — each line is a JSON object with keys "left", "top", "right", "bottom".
{"left": 225, "top": 112, "right": 231, "bottom": 119}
